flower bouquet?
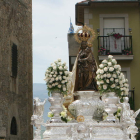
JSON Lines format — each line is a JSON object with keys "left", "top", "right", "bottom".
{"left": 107, "top": 32, "right": 123, "bottom": 39}
{"left": 96, "top": 55, "right": 129, "bottom": 97}
{"left": 48, "top": 105, "right": 72, "bottom": 123}
{"left": 98, "top": 46, "right": 106, "bottom": 55}
{"left": 44, "top": 59, "right": 71, "bottom": 96}
{"left": 123, "top": 47, "right": 132, "bottom": 55}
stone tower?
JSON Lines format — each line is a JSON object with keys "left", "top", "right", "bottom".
{"left": 0, "top": 0, "right": 32, "bottom": 140}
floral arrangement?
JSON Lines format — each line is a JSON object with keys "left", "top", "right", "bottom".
{"left": 48, "top": 105, "right": 72, "bottom": 123}
{"left": 96, "top": 55, "right": 129, "bottom": 97}
{"left": 123, "top": 47, "right": 132, "bottom": 55}
{"left": 114, "top": 107, "right": 122, "bottom": 121}
{"left": 44, "top": 59, "right": 71, "bottom": 96}
{"left": 98, "top": 47, "right": 106, "bottom": 54}
{"left": 107, "top": 32, "right": 123, "bottom": 39}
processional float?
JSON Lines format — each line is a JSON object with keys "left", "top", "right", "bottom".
{"left": 31, "top": 25, "right": 140, "bottom": 140}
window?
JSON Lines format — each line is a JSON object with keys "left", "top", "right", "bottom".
{"left": 11, "top": 43, "right": 18, "bottom": 78}
{"left": 10, "top": 117, "right": 17, "bottom": 135}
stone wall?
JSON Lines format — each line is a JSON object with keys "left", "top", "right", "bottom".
{"left": 0, "top": 0, "right": 32, "bottom": 139}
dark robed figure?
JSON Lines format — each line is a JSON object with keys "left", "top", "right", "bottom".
{"left": 74, "top": 41, "right": 98, "bottom": 91}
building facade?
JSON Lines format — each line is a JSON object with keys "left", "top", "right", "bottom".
{"left": 68, "top": 0, "right": 140, "bottom": 110}
{"left": 0, "top": 0, "right": 32, "bottom": 139}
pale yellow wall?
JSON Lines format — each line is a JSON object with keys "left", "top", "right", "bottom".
{"left": 89, "top": 6, "right": 140, "bottom": 110}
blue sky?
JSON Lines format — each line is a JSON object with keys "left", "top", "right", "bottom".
{"left": 33, "top": 0, "right": 81, "bottom": 83}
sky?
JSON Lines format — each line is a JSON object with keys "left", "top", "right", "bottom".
{"left": 33, "top": 0, "right": 81, "bottom": 83}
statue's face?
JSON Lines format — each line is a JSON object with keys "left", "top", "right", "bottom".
{"left": 81, "top": 41, "right": 87, "bottom": 49}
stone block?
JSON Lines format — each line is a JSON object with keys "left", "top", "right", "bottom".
{"left": 0, "top": 127, "right": 6, "bottom": 137}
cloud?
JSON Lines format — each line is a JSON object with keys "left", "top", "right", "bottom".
{"left": 33, "top": 0, "right": 81, "bottom": 83}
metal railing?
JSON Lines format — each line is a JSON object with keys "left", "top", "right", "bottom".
{"left": 128, "top": 89, "right": 135, "bottom": 110}
{"left": 97, "top": 35, "right": 133, "bottom": 55}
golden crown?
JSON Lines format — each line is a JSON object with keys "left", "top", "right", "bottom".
{"left": 78, "top": 32, "right": 90, "bottom": 41}
{"left": 74, "top": 24, "right": 95, "bottom": 46}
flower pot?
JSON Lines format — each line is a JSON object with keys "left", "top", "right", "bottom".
{"left": 48, "top": 91, "right": 64, "bottom": 123}
{"left": 102, "top": 92, "right": 118, "bottom": 122}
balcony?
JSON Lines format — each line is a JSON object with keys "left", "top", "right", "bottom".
{"left": 97, "top": 35, "right": 134, "bottom": 60}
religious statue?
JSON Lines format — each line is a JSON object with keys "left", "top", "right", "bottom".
{"left": 121, "top": 97, "right": 131, "bottom": 122}
{"left": 33, "top": 97, "right": 47, "bottom": 117}
{"left": 73, "top": 25, "right": 98, "bottom": 91}
{"left": 31, "top": 97, "right": 47, "bottom": 139}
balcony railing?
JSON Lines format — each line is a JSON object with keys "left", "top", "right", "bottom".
{"left": 128, "top": 89, "right": 135, "bottom": 110}
{"left": 98, "top": 35, "right": 133, "bottom": 56}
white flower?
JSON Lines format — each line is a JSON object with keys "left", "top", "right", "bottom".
{"left": 102, "top": 59, "right": 107, "bottom": 63}
{"left": 114, "top": 65, "right": 119, "bottom": 69}
{"left": 106, "top": 79, "right": 109, "bottom": 83}
{"left": 59, "top": 72, "right": 63, "bottom": 75}
{"left": 100, "top": 69, "right": 104, "bottom": 74}
{"left": 100, "top": 80, "right": 104, "bottom": 84}
{"left": 100, "top": 75, "right": 103, "bottom": 79}
{"left": 58, "top": 76, "right": 62, "bottom": 80}
{"left": 51, "top": 78, "right": 54, "bottom": 81}
{"left": 60, "top": 111, "right": 67, "bottom": 118}
{"left": 109, "top": 67, "right": 114, "bottom": 72}
{"left": 111, "top": 84, "right": 115, "bottom": 88}
{"left": 119, "top": 81, "right": 123, "bottom": 85}
{"left": 115, "top": 79, "right": 119, "bottom": 83}
{"left": 117, "top": 113, "right": 121, "bottom": 117}
{"left": 53, "top": 74, "right": 56, "bottom": 77}
{"left": 121, "top": 92, "right": 124, "bottom": 96}
{"left": 51, "top": 63, "right": 55, "bottom": 66}
{"left": 64, "top": 71, "right": 68, "bottom": 75}
{"left": 63, "top": 88, "right": 66, "bottom": 91}
{"left": 64, "top": 66, "right": 68, "bottom": 69}
{"left": 61, "top": 80, "right": 65, "bottom": 84}
{"left": 107, "top": 74, "right": 111, "bottom": 78}
{"left": 58, "top": 85, "right": 61, "bottom": 88}
{"left": 48, "top": 112, "right": 53, "bottom": 117}
{"left": 59, "top": 66, "right": 63, "bottom": 70}
{"left": 96, "top": 69, "right": 100, "bottom": 74}
{"left": 108, "top": 62, "right": 112, "bottom": 66}
{"left": 97, "top": 75, "right": 100, "bottom": 79}
{"left": 108, "top": 55, "right": 113, "bottom": 59}
{"left": 104, "top": 67, "right": 108, "bottom": 72}
{"left": 103, "top": 74, "right": 107, "bottom": 78}
{"left": 63, "top": 76, "right": 66, "bottom": 79}
{"left": 56, "top": 77, "right": 59, "bottom": 81}
{"left": 63, "top": 62, "right": 66, "bottom": 65}
{"left": 52, "top": 83, "right": 55, "bottom": 87}
{"left": 110, "top": 78, "right": 114, "bottom": 81}
{"left": 49, "top": 75, "right": 52, "bottom": 78}
{"left": 103, "top": 85, "right": 107, "bottom": 90}
{"left": 53, "top": 66, "right": 57, "bottom": 70}
{"left": 67, "top": 116, "right": 72, "bottom": 122}
{"left": 49, "top": 85, "right": 52, "bottom": 88}
{"left": 55, "top": 82, "right": 58, "bottom": 85}
{"left": 126, "top": 79, "right": 128, "bottom": 82}
{"left": 97, "top": 81, "right": 100, "bottom": 85}
{"left": 118, "top": 107, "right": 122, "bottom": 111}
{"left": 58, "top": 58, "right": 61, "bottom": 62}
{"left": 51, "top": 72, "right": 54, "bottom": 74}
{"left": 55, "top": 72, "right": 57, "bottom": 74}
{"left": 112, "top": 59, "right": 117, "bottom": 64}
{"left": 99, "top": 64, "right": 104, "bottom": 68}
{"left": 112, "top": 74, "right": 117, "bottom": 78}
{"left": 116, "top": 71, "right": 120, "bottom": 75}
{"left": 58, "top": 62, "right": 62, "bottom": 66}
